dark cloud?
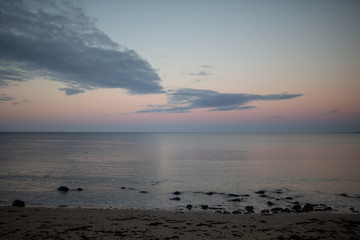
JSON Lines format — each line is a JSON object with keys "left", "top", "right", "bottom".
{"left": 59, "top": 88, "right": 85, "bottom": 96}
{"left": 0, "top": 69, "right": 27, "bottom": 86}
{"left": 0, "top": 0, "right": 163, "bottom": 94}
{"left": 137, "top": 88, "right": 303, "bottom": 113}
{"left": 0, "top": 93, "right": 14, "bottom": 102}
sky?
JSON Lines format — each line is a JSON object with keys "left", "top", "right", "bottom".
{"left": 0, "top": 0, "right": 359, "bottom": 132}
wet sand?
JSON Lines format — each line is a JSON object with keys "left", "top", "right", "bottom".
{"left": 1, "top": 206, "right": 359, "bottom": 239}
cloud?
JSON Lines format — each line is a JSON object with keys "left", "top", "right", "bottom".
{"left": 0, "top": 93, "right": 14, "bottom": 102}
{"left": 11, "top": 98, "right": 31, "bottom": 105}
{"left": 59, "top": 88, "right": 85, "bottom": 96}
{"left": 323, "top": 109, "right": 339, "bottom": 116}
{"left": 0, "top": 0, "right": 163, "bottom": 95}
{"left": 189, "top": 71, "right": 212, "bottom": 76}
{"left": 137, "top": 88, "right": 303, "bottom": 113}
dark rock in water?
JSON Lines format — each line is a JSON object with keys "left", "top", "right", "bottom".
{"left": 232, "top": 210, "right": 241, "bottom": 215}
{"left": 350, "top": 207, "right": 355, "bottom": 211}
{"left": 302, "top": 203, "right": 313, "bottom": 212}
{"left": 215, "top": 210, "right": 222, "bottom": 214}
{"left": 229, "top": 198, "right": 242, "bottom": 202}
{"left": 339, "top": 193, "right": 348, "bottom": 197}
{"left": 77, "top": 188, "right": 83, "bottom": 191}
{"left": 245, "top": 206, "right": 254, "bottom": 213}
{"left": 186, "top": 204, "right": 192, "bottom": 210}
{"left": 285, "top": 197, "right": 293, "bottom": 200}
{"left": 201, "top": 205, "right": 208, "bottom": 210}
{"left": 275, "top": 190, "right": 283, "bottom": 194}
{"left": 170, "top": 197, "right": 180, "bottom": 201}
{"left": 139, "top": 191, "right": 148, "bottom": 194}
{"left": 259, "top": 194, "right": 267, "bottom": 198}
{"left": 271, "top": 207, "right": 283, "bottom": 213}
{"left": 206, "top": 192, "right": 214, "bottom": 196}
{"left": 223, "top": 211, "right": 231, "bottom": 214}
{"left": 282, "top": 208, "right": 291, "bottom": 213}
{"left": 255, "top": 190, "right": 265, "bottom": 194}
{"left": 57, "top": 186, "right": 69, "bottom": 192}
{"left": 292, "top": 204, "right": 302, "bottom": 212}
{"left": 261, "top": 209, "right": 270, "bottom": 214}
{"left": 325, "top": 206, "right": 333, "bottom": 211}
{"left": 228, "top": 193, "right": 240, "bottom": 197}
{"left": 293, "top": 201, "right": 300, "bottom": 205}
{"left": 267, "top": 201, "right": 274, "bottom": 206}
{"left": 242, "top": 194, "right": 250, "bottom": 197}
{"left": 173, "top": 191, "right": 181, "bottom": 195}
{"left": 120, "top": 187, "right": 126, "bottom": 189}
{"left": 12, "top": 200, "right": 25, "bottom": 207}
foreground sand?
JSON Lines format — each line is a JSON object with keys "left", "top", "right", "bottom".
{"left": 1, "top": 206, "right": 359, "bottom": 240}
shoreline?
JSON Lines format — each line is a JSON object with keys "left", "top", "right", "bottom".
{"left": 1, "top": 206, "right": 359, "bottom": 239}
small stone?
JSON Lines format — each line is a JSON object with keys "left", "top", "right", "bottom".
{"left": 223, "top": 211, "right": 231, "bottom": 214}
{"left": 57, "top": 186, "right": 69, "bottom": 192}
{"left": 267, "top": 201, "right": 274, "bottom": 206}
{"left": 285, "top": 197, "right": 293, "bottom": 200}
{"left": 139, "top": 191, "right": 148, "bottom": 194}
{"left": 292, "top": 204, "right": 302, "bottom": 212}
{"left": 271, "top": 207, "right": 283, "bottom": 213}
{"left": 173, "top": 191, "right": 181, "bottom": 195}
{"left": 228, "top": 193, "right": 240, "bottom": 197}
{"left": 259, "top": 194, "right": 267, "bottom": 198}
{"left": 170, "top": 197, "right": 180, "bottom": 201}
{"left": 232, "top": 210, "right": 241, "bottom": 215}
{"left": 201, "top": 205, "right": 208, "bottom": 210}
{"left": 206, "top": 192, "right": 214, "bottom": 196}
{"left": 77, "top": 188, "right": 83, "bottom": 191}
{"left": 229, "top": 198, "right": 242, "bottom": 202}
{"left": 12, "top": 200, "right": 25, "bottom": 207}
{"left": 186, "top": 204, "right": 192, "bottom": 210}
{"left": 255, "top": 190, "right": 265, "bottom": 194}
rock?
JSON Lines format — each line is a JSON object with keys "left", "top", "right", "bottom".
{"left": 242, "top": 194, "right": 250, "bottom": 197}
{"left": 206, "top": 192, "right": 214, "bottom": 196}
{"left": 57, "top": 186, "right": 69, "bottom": 192}
{"left": 201, "top": 205, "right": 208, "bottom": 210}
{"left": 186, "top": 204, "right": 192, "bottom": 210}
{"left": 282, "top": 208, "right": 291, "bottom": 213}
{"left": 271, "top": 207, "right": 283, "bottom": 213}
{"left": 339, "top": 193, "right": 348, "bottom": 197}
{"left": 261, "top": 209, "right": 270, "bottom": 214}
{"left": 229, "top": 198, "right": 242, "bottom": 202}
{"left": 255, "top": 190, "right": 265, "bottom": 194}
{"left": 285, "top": 197, "right": 293, "bottom": 200}
{"left": 293, "top": 201, "right": 300, "bottom": 205}
{"left": 228, "top": 193, "right": 240, "bottom": 197}
{"left": 350, "top": 207, "right": 355, "bottom": 211}
{"left": 12, "top": 200, "right": 25, "bottom": 207}
{"left": 267, "top": 201, "right": 274, "bottom": 206}
{"left": 77, "top": 188, "right": 83, "bottom": 191}
{"left": 259, "top": 194, "right": 267, "bottom": 198}
{"left": 292, "top": 204, "right": 302, "bottom": 212}
{"left": 139, "top": 191, "right": 148, "bottom": 194}
{"left": 232, "top": 210, "right": 242, "bottom": 215}
{"left": 245, "top": 206, "right": 254, "bottom": 213}
{"left": 120, "top": 187, "right": 126, "bottom": 189}
{"left": 215, "top": 210, "right": 222, "bottom": 214}
{"left": 223, "top": 211, "right": 231, "bottom": 214}
{"left": 170, "top": 197, "right": 180, "bottom": 201}
{"left": 325, "top": 206, "right": 333, "bottom": 211}
{"left": 173, "top": 191, "right": 181, "bottom": 195}
{"left": 302, "top": 203, "right": 313, "bottom": 212}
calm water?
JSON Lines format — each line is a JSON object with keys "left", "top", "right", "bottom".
{"left": 0, "top": 133, "right": 359, "bottom": 212}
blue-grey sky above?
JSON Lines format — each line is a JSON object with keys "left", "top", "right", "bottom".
{"left": 0, "top": 0, "right": 359, "bottom": 132}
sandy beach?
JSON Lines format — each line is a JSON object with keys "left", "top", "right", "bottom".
{"left": 1, "top": 206, "right": 359, "bottom": 240}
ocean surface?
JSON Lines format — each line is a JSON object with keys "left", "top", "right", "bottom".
{"left": 0, "top": 132, "right": 359, "bottom": 213}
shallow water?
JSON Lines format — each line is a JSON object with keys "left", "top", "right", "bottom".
{"left": 0, "top": 132, "right": 359, "bottom": 212}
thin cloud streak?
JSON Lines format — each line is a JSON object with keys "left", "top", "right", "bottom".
{"left": 0, "top": 0, "right": 164, "bottom": 95}
{"left": 137, "top": 88, "right": 303, "bottom": 113}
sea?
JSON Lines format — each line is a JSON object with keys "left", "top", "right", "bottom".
{"left": 0, "top": 132, "right": 359, "bottom": 213}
